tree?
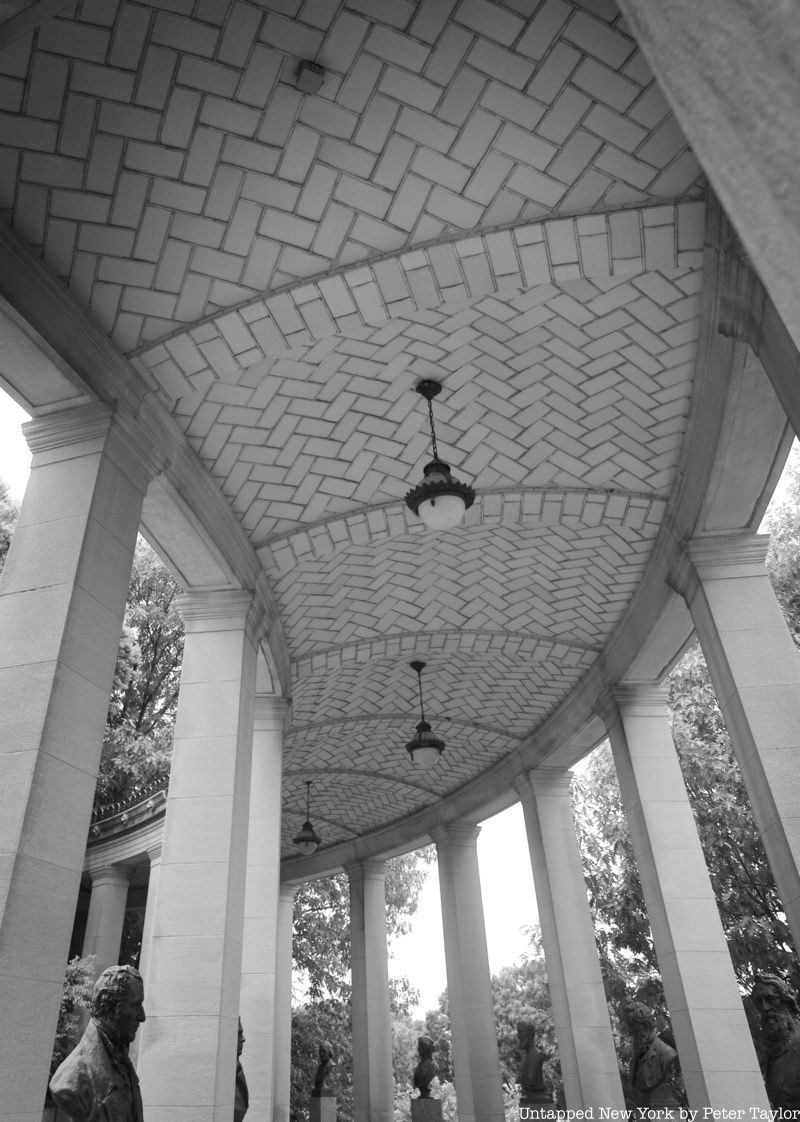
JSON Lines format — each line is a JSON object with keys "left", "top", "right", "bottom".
{"left": 423, "top": 995, "right": 453, "bottom": 1083}
{"left": 0, "top": 478, "right": 19, "bottom": 574}
{"left": 765, "top": 452, "right": 800, "bottom": 642}
{"left": 49, "top": 954, "right": 95, "bottom": 1081}
{"left": 292, "top": 849, "right": 433, "bottom": 1001}
{"left": 290, "top": 999, "right": 353, "bottom": 1122}
{"left": 289, "top": 849, "right": 433, "bottom": 1122}
{"left": 94, "top": 539, "right": 184, "bottom": 809}
{"left": 571, "top": 458, "right": 800, "bottom": 1030}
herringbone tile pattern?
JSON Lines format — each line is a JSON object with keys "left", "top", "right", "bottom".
{"left": 281, "top": 715, "right": 515, "bottom": 851}
{"left": 0, "top": 0, "right": 702, "bottom": 355}
{"left": 0, "top": 0, "right": 711, "bottom": 853}
{"left": 290, "top": 651, "right": 586, "bottom": 735}
{"left": 174, "top": 262, "right": 699, "bottom": 543}
{"left": 276, "top": 517, "right": 654, "bottom": 660}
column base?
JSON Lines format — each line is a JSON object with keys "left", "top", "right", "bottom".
{"left": 411, "top": 1097, "right": 443, "bottom": 1122}
{"left": 310, "top": 1095, "right": 337, "bottom": 1122}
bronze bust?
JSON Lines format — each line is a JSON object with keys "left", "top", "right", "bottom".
{"left": 752, "top": 973, "right": 800, "bottom": 1108}
{"left": 311, "top": 1040, "right": 337, "bottom": 1098}
{"left": 413, "top": 1035, "right": 439, "bottom": 1098}
{"left": 49, "top": 964, "right": 145, "bottom": 1122}
{"left": 517, "top": 1020, "right": 550, "bottom": 1107}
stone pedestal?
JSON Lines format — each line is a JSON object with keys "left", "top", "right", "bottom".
{"left": 310, "top": 1096, "right": 337, "bottom": 1122}
{"left": 411, "top": 1098, "right": 443, "bottom": 1122}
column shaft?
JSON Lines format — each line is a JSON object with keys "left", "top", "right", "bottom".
{"left": 432, "top": 822, "right": 505, "bottom": 1122}
{"left": 348, "top": 859, "right": 394, "bottom": 1122}
{"left": 82, "top": 866, "right": 132, "bottom": 979}
{"left": 612, "top": 0, "right": 800, "bottom": 354}
{"left": 0, "top": 403, "right": 147, "bottom": 1120}
{"left": 137, "top": 590, "right": 259, "bottom": 1122}
{"left": 273, "top": 885, "right": 296, "bottom": 1122}
{"left": 683, "top": 533, "right": 800, "bottom": 945}
{"left": 516, "top": 771, "right": 625, "bottom": 1109}
{"left": 136, "top": 843, "right": 163, "bottom": 995}
{"left": 607, "top": 685, "right": 768, "bottom": 1109}
{"left": 240, "top": 695, "right": 288, "bottom": 1119}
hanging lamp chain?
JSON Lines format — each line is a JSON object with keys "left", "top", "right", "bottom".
{"left": 305, "top": 780, "right": 311, "bottom": 819}
{"left": 426, "top": 394, "right": 440, "bottom": 462}
{"left": 416, "top": 664, "right": 426, "bottom": 724}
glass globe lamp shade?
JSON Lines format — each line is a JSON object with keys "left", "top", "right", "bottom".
{"left": 405, "top": 720, "right": 445, "bottom": 767}
{"left": 293, "top": 820, "right": 321, "bottom": 856}
{"left": 405, "top": 459, "right": 475, "bottom": 531}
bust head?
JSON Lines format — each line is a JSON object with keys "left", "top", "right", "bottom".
{"left": 624, "top": 1000, "right": 656, "bottom": 1036}
{"left": 91, "top": 964, "right": 145, "bottom": 1047}
{"left": 517, "top": 1020, "right": 536, "bottom": 1051}
{"left": 417, "top": 1035, "right": 434, "bottom": 1060}
{"left": 752, "top": 974, "right": 800, "bottom": 1049}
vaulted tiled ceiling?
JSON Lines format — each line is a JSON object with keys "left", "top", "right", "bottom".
{"left": 0, "top": 0, "right": 716, "bottom": 862}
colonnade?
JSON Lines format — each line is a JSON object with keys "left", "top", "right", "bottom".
{"left": 2, "top": 417, "right": 800, "bottom": 1119}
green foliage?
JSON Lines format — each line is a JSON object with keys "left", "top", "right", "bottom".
{"left": 418, "top": 931, "right": 561, "bottom": 1110}
{"left": 290, "top": 850, "right": 433, "bottom": 1121}
{"left": 50, "top": 955, "right": 95, "bottom": 1079}
{"left": 765, "top": 453, "right": 800, "bottom": 644}
{"left": 290, "top": 1000, "right": 353, "bottom": 1122}
{"left": 292, "top": 849, "right": 433, "bottom": 1001}
{"left": 492, "top": 951, "right": 556, "bottom": 1089}
{"left": 392, "top": 1016, "right": 424, "bottom": 1099}
{"left": 94, "top": 540, "right": 183, "bottom": 812}
{"left": 0, "top": 478, "right": 19, "bottom": 575}
{"left": 570, "top": 469, "right": 800, "bottom": 1048}
{"left": 423, "top": 994, "right": 452, "bottom": 1082}
{"left": 670, "top": 644, "right": 799, "bottom": 991}
{"left": 107, "top": 539, "right": 184, "bottom": 736}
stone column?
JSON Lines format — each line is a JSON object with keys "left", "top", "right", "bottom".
{"left": 0, "top": 402, "right": 149, "bottom": 1119}
{"left": 82, "top": 865, "right": 133, "bottom": 979}
{"left": 136, "top": 842, "right": 163, "bottom": 991}
{"left": 240, "top": 694, "right": 288, "bottom": 1120}
{"left": 606, "top": 685, "right": 769, "bottom": 1109}
{"left": 678, "top": 533, "right": 800, "bottom": 947}
{"left": 273, "top": 884, "right": 296, "bottom": 1122}
{"left": 612, "top": 0, "right": 800, "bottom": 354}
{"left": 431, "top": 822, "right": 505, "bottom": 1122}
{"left": 515, "top": 770, "right": 625, "bottom": 1109}
{"left": 136, "top": 590, "right": 259, "bottom": 1122}
{"left": 347, "top": 859, "right": 394, "bottom": 1122}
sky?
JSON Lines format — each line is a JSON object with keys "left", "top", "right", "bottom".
{"left": 0, "top": 388, "right": 539, "bottom": 1016}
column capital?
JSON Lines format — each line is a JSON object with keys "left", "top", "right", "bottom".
{"left": 670, "top": 531, "right": 771, "bottom": 595}
{"left": 146, "top": 843, "right": 163, "bottom": 865}
{"left": 278, "top": 883, "right": 298, "bottom": 904}
{"left": 430, "top": 820, "right": 481, "bottom": 849}
{"left": 89, "top": 864, "right": 133, "bottom": 887}
{"left": 23, "top": 401, "right": 115, "bottom": 454}
{"left": 612, "top": 683, "right": 670, "bottom": 718}
{"left": 528, "top": 767, "right": 573, "bottom": 798}
{"left": 254, "top": 693, "right": 290, "bottom": 730}
{"left": 178, "top": 589, "right": 257, "bottom": 633}
{"left": 23, "top": 401, "right": 162, "bottom": 491}
{"left": 344, "top": 857, "right": 387, "bottom": 883}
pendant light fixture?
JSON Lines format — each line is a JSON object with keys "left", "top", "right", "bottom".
{"left": 293, "top": 780, "right": 321, "bottom": 855}
{"left": 404, "top": 379, "right": 475, "bottom": 530}
{"left": 405, "top": 660, "right": 445, "bottom": 767}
